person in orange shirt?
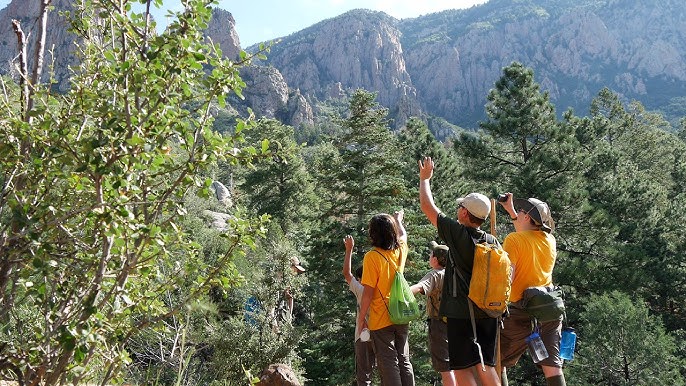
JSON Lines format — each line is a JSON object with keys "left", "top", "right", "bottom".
{"left": 498, "top": 193, "right": 566, "bottom": 386}
{"left": 357, "top": 209, "right": 415, "bottom": 386}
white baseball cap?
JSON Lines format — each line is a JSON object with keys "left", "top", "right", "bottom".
{"left": 456, "top": 193, "right": 491, "bottom": 220}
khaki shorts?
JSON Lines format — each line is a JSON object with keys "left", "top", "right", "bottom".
{"left": 428, "top": 318, "right": 450, "bottom": 372}
{"left": 500, "top": 307, "right": 563, "bottom": 368}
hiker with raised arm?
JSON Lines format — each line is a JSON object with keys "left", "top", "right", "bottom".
{"left": 357, "top": 210, "right": 416, "bottom": 386}
{"left": 343, "top": 235, "right": 376, "bottom": 385}
{"left": 497, "top": 193, "right": 567, "bottom": 386}
{"left": 418, "top": 156, "right": 501, "bottom": 386}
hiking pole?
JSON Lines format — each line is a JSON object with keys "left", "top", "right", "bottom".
{"left": 490, "top": 198, "right": 504, "bottom": 383}
{"left": 490, "top": 198, "right": 496, "bottom": 237}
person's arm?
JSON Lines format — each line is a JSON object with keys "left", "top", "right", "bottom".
{"left": 499, "top": 192, "right": 526, "bottom": 232}
{"left": 342, "top": 235, "right": 354, "bottom": 284}
{"left": 393, "top": 209, "right": 407, "bottom": 244}
{"left": 356, "top": 284, "right": 374, "bottom": 334}
{"left": 498, "top": 192, "right": 517, "bottom": 219}
{"left": 410, "top": 282, "right": 425, "bottom": 295}
{"left": 419, "top": 157, "right": 440, "bottom": 227}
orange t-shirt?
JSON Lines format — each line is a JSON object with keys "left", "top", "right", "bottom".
{"left": 360, "top": 242, "right": 408, "bottom": 330}
{"left": 503, "top": 230, "right": 556, "bottom": 303}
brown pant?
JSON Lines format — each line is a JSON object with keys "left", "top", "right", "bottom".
{"left": 354, "top": 338, "right": 376, "bottom": 385}
{"left": 500, "top": 307, "right": 563, "bottom": 368}
{"left": 370, "top": 324, "right": 415, "bottom": 386}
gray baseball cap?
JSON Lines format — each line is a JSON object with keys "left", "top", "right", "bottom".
{"left": 514, "top": 197, "right": 555, "bottom": 232}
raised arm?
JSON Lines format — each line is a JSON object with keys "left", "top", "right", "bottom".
{"left": 394, "top": 209, "right": 407, "bottom": 244}
{"left": 498, "top": 192, "right": 527, "bottom": 232}
{"left": 419, "top": 157, "right": 440, "bottom": 227}
{"left": 342, "top": 235, "right": 354, "bottom": 284}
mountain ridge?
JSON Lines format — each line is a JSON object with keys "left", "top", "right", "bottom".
{"left": 1, "top": 0, "right": 685, "bottom": 132}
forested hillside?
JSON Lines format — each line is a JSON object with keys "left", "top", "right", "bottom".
{"left": 1, "top": 1, "right": 685, "bottom": 386}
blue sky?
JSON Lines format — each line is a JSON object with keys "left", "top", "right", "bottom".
{"left": 0, "top": 0, "right": 489, "bottom": 47}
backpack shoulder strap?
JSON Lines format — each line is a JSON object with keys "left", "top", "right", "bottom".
{"left": 372, "top": 250, "right": 394, "bottom": 314}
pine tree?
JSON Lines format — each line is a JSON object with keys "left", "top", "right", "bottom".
{"left": 238, "top": 118, "right": 318, "bottom": 236}
{"left": 562, "top": 89, "right": 686, "bottom": 330}
{"left": 457, "top": 62, "right": 583, "bottom": 201}
{"left": 301, "top": 89, "right": 407, "bottom": 385}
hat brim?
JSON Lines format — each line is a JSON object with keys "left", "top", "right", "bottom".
{"left": 513, "top": 198, "right": 543, "bottom": 225}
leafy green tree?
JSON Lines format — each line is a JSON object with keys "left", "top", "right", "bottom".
{"left": 0, "top": 1, "right": 269, "bottom": 384}
{"left": 567, "top": 291, "right": 684, "bottom": 385}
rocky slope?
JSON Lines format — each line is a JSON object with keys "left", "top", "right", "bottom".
{"left": 2, "top": 0, "right": 685, "bottom": 130}
{"left": 260, "top": 0, "right": 686, "bottom": 128}
{"left": 0, "top": 0, "right": 77, "bottom": 92}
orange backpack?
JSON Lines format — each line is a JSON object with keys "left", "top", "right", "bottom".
{"left": 468, "top": 238, "right": 512, "bottom": 318}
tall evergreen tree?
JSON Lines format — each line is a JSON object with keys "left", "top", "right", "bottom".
{"left": 457, "top": 62, "right": 583, "bottom": 202}
{"left": 397, "top": 117, "right": 464, "bottom": 215}
{"left": 300, "top": 89, "right": 407, "bottom": 385}
{"left": 561, "top": 89, "right": 686, "bottom": 330}
{"left": 238, "top": 118, "right": 318, "bottom": 236}
{"left": 453, "top": 61, "right": 586, "bottom": 243}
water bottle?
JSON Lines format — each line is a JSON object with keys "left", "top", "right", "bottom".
{"left": 560, "top": 327, "right": 577, "bottom": 361}
{"left": 526, "top": 331, "right": 549, "bottom": 363}
{"left": 359, "top": 328, "right": 370, "bottom": 342}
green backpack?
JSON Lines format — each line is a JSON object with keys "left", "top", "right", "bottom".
{"left": 375, "top": 250, "right": 421, "bottom": 324}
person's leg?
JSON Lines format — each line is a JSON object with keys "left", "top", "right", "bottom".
{"left": 354, "top": 339, "right": 374, "bottom": 386}
{"left": 394, "top": 323, "right": 415, "bottom": 386}
{"left": 429, "top": 319, "right": 453, "bottom": 385}
{"left": 542, "top": 366, "right": 566, "bottom": 386}
{"left": 370, "top": 325, "right": 401, "bottom": 386}
{"left": 453, "top": 368, "right": 477, "bottom": 386}
{"left": 475, "top": 365, "right": 501, "bottom": 386}
{"left": 538, "top": 319, "right": 565, "bottom": 386}
{"left": 499, "top": 308, "right": 531, "bottom": 369}
{"left": 439, "top": 370, "right": 456, "bottom": 386}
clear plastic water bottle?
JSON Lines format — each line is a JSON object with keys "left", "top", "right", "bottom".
{"left": 560, "top": 327, "right": 577, "bottom": 361}
{"left": 526, "top": 331, "right": 549, "bottom": 363}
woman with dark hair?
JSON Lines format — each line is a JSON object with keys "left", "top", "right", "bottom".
{"left": 356, "top": 210, "right": 416, "bottom": 386}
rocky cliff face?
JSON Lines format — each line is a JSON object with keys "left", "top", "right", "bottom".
{"left": 204, "top": 8, "right": 241, "bottom": 61}
{"left": 259, "top": 0, "right": 686, "bottom": 128}
{"left": 2, "top": 0, "right": 685, "bottom": 130}
{"left": 264, "top": 9, "right": 422, "bottom": 127}
{"left": 0, "top": 0, "right": 77, "bottom": 91}
{"left": 0, "top": 0, "right": 310, "bottom": 128}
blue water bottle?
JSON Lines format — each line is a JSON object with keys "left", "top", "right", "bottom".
{"left": 560, "top": 327, "right": 576, "bottom": 361}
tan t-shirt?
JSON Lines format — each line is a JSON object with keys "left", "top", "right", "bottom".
{"left": 416, "top": 268, "right": 444, "bottom": 319}
{"left": 361, "top": 241, "right": 408, "bottom": 330}
{"left": 503, "top": 230, "right": 556, "bottom": 302}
